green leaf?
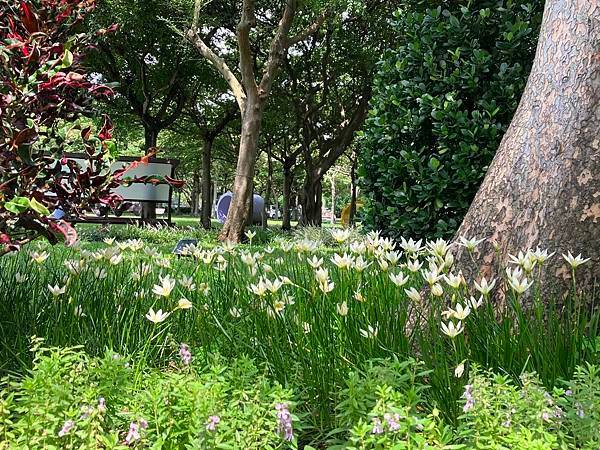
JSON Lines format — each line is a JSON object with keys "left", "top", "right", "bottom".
{"left": 429, "top": 157, "right": 440, "bottom": 170}
{"left": 62, "top": 49, "right": 74, "bottom": 68}
{"left": 3, "top": 197, "right": 31, "bottom": 214}
{"left": 30, "top": 197, "right": 51, "bottom": 216}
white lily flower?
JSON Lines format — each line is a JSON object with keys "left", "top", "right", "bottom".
{"left": 178, "top": 298, "right": 193, "bottom": 310}
{"left": 360, "top": 324, "right": 378, "bottom": 339}
{"left": 31, "top": 251, "right": 49, "bottom": 264}
{"left": 531, "top": 246, "right": 555, "bottom": 264}
{"left": 145, "top": 308, "right": 170, "bottom": 324}
{"left": 390, "top": 272, "right": 410, "bottom": 287}
{"left": 508, "top": 276, "right": 533, "bottom": 294}
{"left": 353, "top": 256, "right": 371, "bottom": 272}
{"left": 469, "top": 295, "right": 484, "bottom": 310}
{"left": 336, "top": 301, "right": 349, "bottom": 316}
{"left": 48, "top": 284, "right": 66, "bottom": 297}
{"left": 179, "top": 275, "right": 196, "bottom": 291}
{"left": 229, "top": 307, "right": 242, "bottom": 318}
{"left": 427, "top": 238, "right": 451, "bottom": 258}
{"left": 245, "top": 230, "right": 256, "bottom": 241}
{"left": 152, "top": 275, "right": 176, "bottom": 298}
{"left": 404, "top": 287, "right": 422, "bottom": 302}
{"left": 431, "top": 283, "right": 444, "bottom": 297}
{"left": 454, "top": 361, "right": 466, "bottom": 377}
{"left": 400, "top": 237, "right": 423, "bottom": 254}
{"left": 421, "top": 268, "right": 441, "bottom": 286}
{"left": 15, "top": 273, "right": 27, "bottom": 283}
{"left": 248, "top": 279, "right": 268, "bottom": 297}
{"left": 331, "top": 253, "right": 354, "bottom": 270}
{"left": 441, "top": 320, "right": 463, "bottom": 338}
{"left": 458, "top": 236, "right": 485, "bottom": 252}
{"left": 406, "top": 259, "right": 423, "bottom": 273}
{"left": 307, "top": 255, "right": 324, "bottom": 269}
{"left": 451, "top": 303, "right": 471, "bottom": 320}
{"left": 331, "top": 228, "right": 351, "bottom": 243}
{"left": 474, "top": 277, "right": 496, "bottom": 296}
{"left": 444, "top": 272, "right": 463, "bottom": 289}
{"left": 562, "top": 251, "right": 590, "bottom": 269}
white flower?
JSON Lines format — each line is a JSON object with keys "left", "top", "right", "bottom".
{"left": 450, "top": 303, "right": 471, "bottom": 321}
{"left": 508, "top": 250, "right": 537, "bottom": 272}
{"left": 245, "top": 230, "right": 257, "bottom": 241}
{"left": 145, "top": 308, "right": 170, "bottom": 324}
{"left": 354, "top": 291, "right": 365, "bottom": 302}
{"left": 144, "top": 247, "right": 160, "bottom": 258}
{"left": 48, "top": 284, "right": 66, "bottom": 297}
{"left": 178, "top": 298, "right": 193, "bottom": 310}
{"left": 229, "top": 307, "right": 242, "bottom": 318}
{"left": 508, "top": 276, "right": 533, "bottom": 294}
{"left": 336, "top": 301, "right": 349, "bottom": 316}
{"left": 474, "top": 277, "right": 496, "bottom": 296}
{"left": 109, "top": 253, "right": 123, "bottom": 265}
{"left": 280, "top": 241, "right": 294, "bottom": 252}
{"left": 267, "top": 300, "right": 286, "bottom": 318}
{"left": 349, "top": 241, "right": 367, "bottom": 254}
{"left": 179, "top": 275, "right": 196, "bottom": 291}
{"left": 458, "top": 236, "right": 485, "bottom": 252}
{"left": 240, "top": 252, "right": 256, "bottom": 267}
{"left": 64, "top": 259, "right": 83, "bottom": 275}
{"left": 379, "top": 237, "right": 395, "bottom": 251}
{"left": 469, "top": 295, "right": 484, "bottom": 310}
{"left": 264, "top": 246, "right": 275, "bottom": 254}
{"left": 406, "top": 259, "right": 423, "bottom": 273}
{"left": 15, "top": 273, "right": 27, "bottom": 283}
{"left": 431, "top": 283, "right": 444, "bottom": 297}
{"left": 454, "top": 361, "right": 466, "bottom": 378}
{"left": 94, "top": 268, "right": 107, "bottom": 279}
{"left": 421, "top": 269, "right": 441, "bottom": 286}
{"left": 532, "top": 247, "right": 555, "bottom": 264}
{"left": 562, "top": 251, "right": 590, "bottom": 269}
{"left": 302, "top": 322, "right": 311, "bottom": 334}
{"left": 444, "top": 272, "right": 463, "bottom": 289}
{"left": 198, "top": 282, "right": 210, "bottom": 296}
{"left": 307, "top": 255, "right": 323, "bottom": 269}
{"left": 353, "top": 256, "right": 371, "bottom": 272}
{"left": 331, "top": 253, "right": 354, "bottom": 270}
{"left": 385, "top": 251, "right": 401, "bottom": 265}
{"left": 249, "top": 279, "right": 268, "bottom": 297}
{"left": 103, "top": 237, "right": 115, "bottom": 246}
{"left": 331, "top": 228, "right": 351, "bottom": 243}
{"left": 319, "top": 280, "right": 335, "bottom": 294}
{"left": 427, "top": 238, "right": 451, "bottom": 258}
{"left": 441, "top": 320, "right": 463, "bottom": 338}
{"left": 264, "top": 277, "right": 283, "bottom": 294}
{"left": 74, "top": 305, "right": 85, "bottom": 317}
{"left": 156, "top": 257, "right": 171, "bottom": 268}
{"left": 404, "top": 287, "right": 422, "bottom": 302}
{"left": 31, "top": 251, "right": 49, "bottom": 264}
{"left": 152, "top": 275, "right": 176, "bottom": 298}
{"left": 389, "top": 272, "right": 409, "bottom": 287}
{"left": 377, "top": 258, "right": 389, "bottom": 272}
{"left": 315, "top": 267, "right": 330, "bottom": 285}
{"left": 360, "top": 324, "right": 378, "bottom": 339}
{"left": 400, "top": 237, "right": 423, "bottom": 254}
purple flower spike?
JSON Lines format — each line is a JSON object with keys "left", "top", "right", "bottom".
{"left": 371, "top": 417, "right": 384, "bottom": 434}
{"left": 125, "top": 421, "right": 141, "bottom": 444}
{"left": 58, "top": 420, "right": 75, "bottom": 437}
{"left": 275, "top": 403, "right": 294, "bottom": 441}
{"left": 206, "top": 415, "right": 220, "bottom": 431}
{"left": 179, "top": 343, "right": 192, "bottom": 365}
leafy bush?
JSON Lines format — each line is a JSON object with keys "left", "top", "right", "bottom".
{"left": 359, "top": 1, "right": 543, "bottom": 239}
{"left": 0, "top": 346, "right": 299, "bottom": 449}
{"left": 0, "top": 0, "right": 120, "bottom": 252}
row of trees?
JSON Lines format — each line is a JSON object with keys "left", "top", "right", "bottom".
{"left": 85, "top": 0, "right": 399, "bottom": 240}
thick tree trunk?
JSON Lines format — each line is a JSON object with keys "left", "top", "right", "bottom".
{"left": 282, "top": 163, "right": 294, "bottom": 231}
{"left": 218, "top": 100, "right": 263, "bottom": 242}
{"left": 330, "top": 176, "right": 336, "bottom": 225}
{"left": 454, "top": 0, "right": 599, "bottom": 296}
{"left": 141, "top": 127, "right": 158, "bottom": 220}
{"left": 300, "top": 177, "right": 323, "bottom": 226}
{"left": 201, "top": 138, "right": 213, "bottom": 229}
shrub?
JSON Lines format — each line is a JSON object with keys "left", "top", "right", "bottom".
{"left": 359, "top": 1, "right": 543, "bottom": 239}
{"left": 0, "top": 346, "right": 299, "bottom": 449}
{"left": 0, "top": 0, "right": 121, "bottom": 252}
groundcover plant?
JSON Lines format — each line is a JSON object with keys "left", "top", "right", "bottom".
{"left": 0, "top": 228, "right": 598, "bottom": 448}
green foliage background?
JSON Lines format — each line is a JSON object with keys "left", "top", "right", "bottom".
{"left": 359, "top": 1, "right": 543, "bottom": 239}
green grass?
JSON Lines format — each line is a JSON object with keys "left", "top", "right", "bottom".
{"left": 0, "top": 230, "right": 597, "bottom": 433}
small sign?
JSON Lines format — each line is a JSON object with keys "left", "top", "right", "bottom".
{"left": 173, "top": 239, "right": 198, "bottom": 256}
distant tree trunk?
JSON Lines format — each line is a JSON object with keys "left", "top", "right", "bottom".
{"left": 282, "top": 163, "right": 294, "bottom": 231}
{"left": 454, "top": 0, "right": 600, "bottom": 296}
{"left": 191, "top": 168, "right": 200, "bottom": 216}
{"left": 218, "top": 99, "right": 264, "bottom": 241}
{"left": 301, "top": 177, "right": 323, "bottom": 226}
{"left": 201, "top": 137, "right": 213, "bottom": 229}
{"left": 141, "top": 126, "right": 158, "bottom": 220}
{"left": 330, "top": 175, "right": 336, "bottom": 225}
{"left": 349, "top": 153, "right": 358, "bottom": 225}
{"left": 263, "top": 146, "right": 274, "bottom": 229}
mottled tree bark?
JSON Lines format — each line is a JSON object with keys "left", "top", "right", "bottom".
{"left": 191, "top": 168, "right": 200, "bottom": 216}
{"left": 300, "top": 178, "right": 323, "bottom": 226}
{"left": 454, "top": 0, "right": 600, "bottom": 296}
{"left": 141, "top": 126, "right": 158, "bottom": 220}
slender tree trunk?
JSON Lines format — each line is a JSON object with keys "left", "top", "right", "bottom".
{"left": 330, "top": 175, "right": 336, "bottom": 225}
{"left": 263, "top": 147, "right": 274, "bottom": 229}
{"left": 218, "top": 99, "right": 264, "bottom": 242}
{"left": 282, "top": 163, "right": 294, "bottom": 231}
{"left": 349, "top": 155, "right": 358, "bottom": 225}
{"left": 454, "top": 0, "right": 600, "bottom": 296}
{"left": 141, "top": 126, "right": 158, "bottom": 220}
{"left": 301, "top": 177, "right": 323, "bottom": 226}
{"left": 191, "top": 168, "right": 200, "bottom": 216}
{"left": 201, "top": 137, "right": 213, "bottom": 229}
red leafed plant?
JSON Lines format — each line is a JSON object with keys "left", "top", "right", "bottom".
{"left": 0, "top": 1, "right": 180, "bottom": 255}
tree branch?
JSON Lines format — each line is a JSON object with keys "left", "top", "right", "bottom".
{"left": 237, "top": 0, "right": 258, "bottom": 97}
{"left": 287, "top": 8, "right": 329, "bottom": 46}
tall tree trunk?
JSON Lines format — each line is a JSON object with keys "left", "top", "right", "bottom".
{"left": 454, "top": 0, "right": 600, "bottom": 296}
{"left": 349, "top": 154, "right": 358, "bottom": 225}
{"left": 282, "top": 163, "right": 294, "bottom": 231}
{"left": 330, "top": 175, "right": 336, "bottom": 225}
{"left": 263, "top": 146, "right": 274, "bottom": 229}
{"left": 141, "top": 126, "right": 158, "bottom": 220}
{"left": 201, "top": 137, "right": 213, "bottom": 229}
{"left": 218, "top": 100, "right": 264, "bottom": 242}
{"left": 191, "top": 168, "right": 200, "bottom": 216}
{"left": 301, "top": 177, "right": 323, "bottom": 226}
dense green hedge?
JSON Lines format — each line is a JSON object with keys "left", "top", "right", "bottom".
{"left": 359, "top": 1, "right": 543, "bottom": 239}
